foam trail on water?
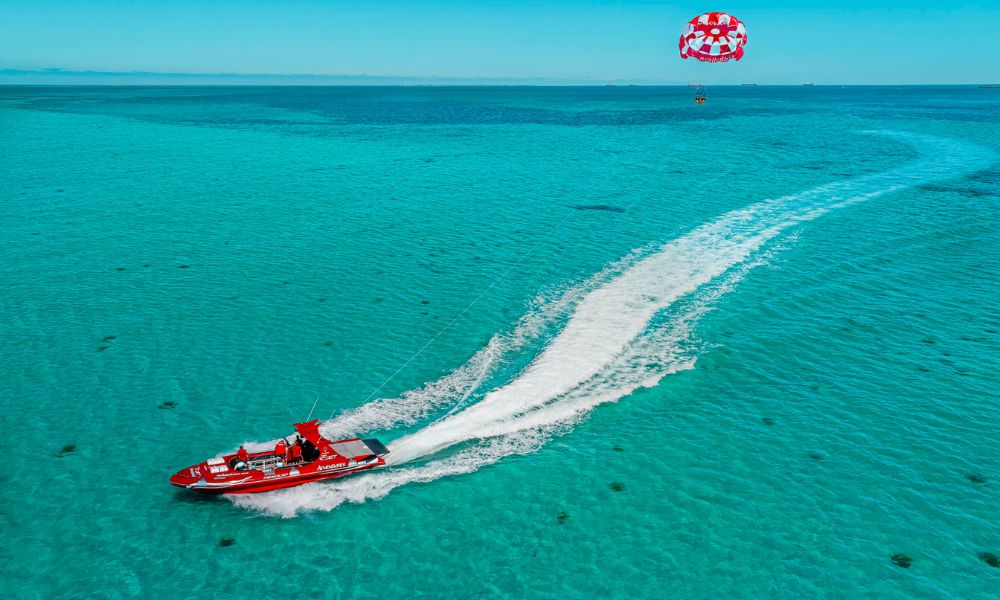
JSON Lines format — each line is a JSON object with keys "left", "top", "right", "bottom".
{"left": 232, "top": 133, "right": 995, "bottom": 517}
{"left": 316, "top": 250, "right": 644, "bottom": 439}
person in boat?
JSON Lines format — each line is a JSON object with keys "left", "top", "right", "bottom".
{"left": 274, "top": 439, "right": 287, "bottom": 466}
{"left": 300, "top": 437, "right": 318, "bottom": 462}
{"left": 234, "top": 445, "right": 249, "bottom": 470}
{"left": 289, "top": 442, "right": 303, "bottom": 464}
{"left": 293, "top": 434, "right": 314, "bottom": 463}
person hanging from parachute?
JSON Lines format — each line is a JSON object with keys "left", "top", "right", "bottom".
{"left": 679, "top": 12, "right": 747, "bottom": 105}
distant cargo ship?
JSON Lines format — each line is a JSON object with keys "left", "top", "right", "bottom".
{"left": 741, "top": 83, "right": 757, "bottom": 86}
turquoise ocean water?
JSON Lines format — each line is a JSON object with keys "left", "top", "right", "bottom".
{"left": 2, "top": 86, "right": 999, "bottom": 598}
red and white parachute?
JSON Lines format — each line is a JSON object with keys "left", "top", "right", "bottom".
{"left": 679, "top": 12, "right": 747, "bottom": 63}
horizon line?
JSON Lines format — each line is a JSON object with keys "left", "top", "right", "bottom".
{"left": 1, "top": 68, "right": 996, "bottom": 87}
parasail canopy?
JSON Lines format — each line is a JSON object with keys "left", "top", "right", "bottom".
{"left": 679, "top": 12, "right": 747, "bottom": 63}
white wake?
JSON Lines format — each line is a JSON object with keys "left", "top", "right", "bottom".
{"left": 232, "top": 132, "right": 994, "bottom": 517}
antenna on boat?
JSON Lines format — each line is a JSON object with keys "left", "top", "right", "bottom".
{"left": 306, "top": 395, "right": 320, "bottom": 422}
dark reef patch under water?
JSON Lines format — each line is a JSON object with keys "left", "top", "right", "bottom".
{"left": 978, "top": 552, "right": 1000, "bottom": 567}
{"left": 919, "top": 182, "right": 998, "bottom": 199}
{"left": 890, "top": 554, "right": 913, "bottom": 569}
{"left": 571, "top": 204, "right": 626, "bottom": 213}
{"left": 56, "top": 444, "right": 76, "bottom": 457}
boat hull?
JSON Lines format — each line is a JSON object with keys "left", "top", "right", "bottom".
{"left": 170, "top": 461, "right": 383, "bottom": 494}
{"left": 170, "top": 431, "right": 389, "bottom": 495}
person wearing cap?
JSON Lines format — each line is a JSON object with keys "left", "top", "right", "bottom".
{"left": 235, "top": 445, "right": 249, "bottom": 470}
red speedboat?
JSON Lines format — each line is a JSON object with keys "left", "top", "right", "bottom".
{"left": 169, "top": 420, "right": 389, "bottom": 494}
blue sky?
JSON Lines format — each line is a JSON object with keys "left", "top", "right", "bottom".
{"left": 1, "top": 1, "right": 998, "bottom": 84}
